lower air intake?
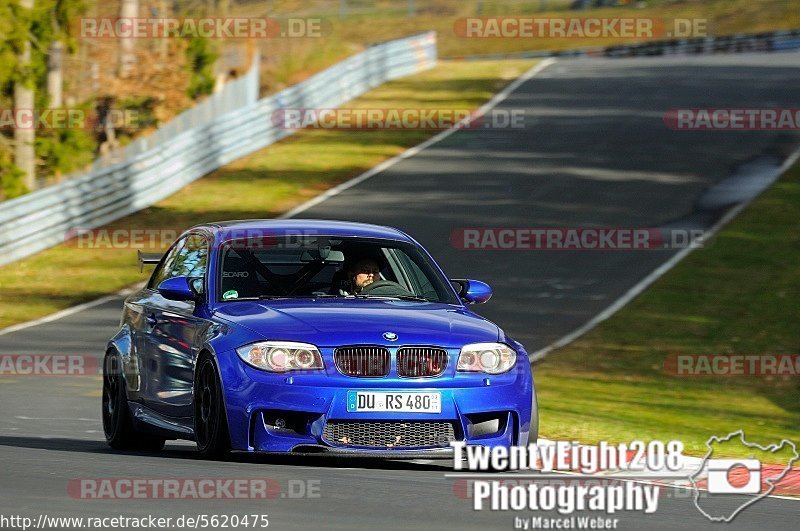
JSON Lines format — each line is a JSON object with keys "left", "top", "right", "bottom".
{"left": 322, "top": 421, "right": 456, "bottom": 448}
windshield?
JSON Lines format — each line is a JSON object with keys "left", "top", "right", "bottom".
{"left": 217, "top": 235, "right": 459, "bottom": 304}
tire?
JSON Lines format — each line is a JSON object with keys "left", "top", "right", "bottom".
{"left": 102, "top": 350, "right": 165, "bottom": 451}
{"left": 193, "top": 353, "right": 231, "bottom": 459}
{"left": 529, "top": 387, "right": 539, "bottom": 444}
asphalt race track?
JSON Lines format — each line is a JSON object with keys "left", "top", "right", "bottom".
{"left": 1, "top": 54, "right": 799, "bottom": 529}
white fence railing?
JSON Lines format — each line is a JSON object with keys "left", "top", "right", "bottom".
{"left": 0, "top": 32, "right": 437, "bottom": 267}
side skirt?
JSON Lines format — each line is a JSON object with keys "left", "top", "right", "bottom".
{"left": 128, "top": 402, "right": 194, "bottom": 440}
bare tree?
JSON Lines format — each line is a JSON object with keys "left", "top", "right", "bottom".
{"left": 14, "top": 0, "right": 36, "bottom": 190}
{"left": 47, "top": 41, "right": 64, "bottom": 107}
{"left": 119, "top": 0, "right": 139, "bottom": 77}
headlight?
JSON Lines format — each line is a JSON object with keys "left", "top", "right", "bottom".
{"left": 236, "top": 341, "right": 324, "bottom": 372}
{"left": 456, "top": 343, "right": 516, "bottom": 374}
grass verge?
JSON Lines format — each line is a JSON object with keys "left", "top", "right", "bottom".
{"left": 0, "top": 59, "right": 537, "bottom": 330}
{"left": 536, "top": 162, "right": 800, "bottom": 460}
{"left": 251, "top": 0, "right": 800, "bottom": 93}
{"left": 204, "top": 0, "right": 800, "bottom": 96}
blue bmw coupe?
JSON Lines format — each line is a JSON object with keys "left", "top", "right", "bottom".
{"left": 103, "top": 220, "right": 536, "bottom": 458}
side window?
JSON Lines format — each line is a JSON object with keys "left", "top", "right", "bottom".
{"left": 147, "top": 234, "right": 209, "bottom": 290}
{"left": 395, "top": 250, "right": 438, "bottom": 299}
{"left": 148, "top": 237, "right": 187, "bottom": 289}
{"left": 172, "top": 234, "right": 209, "bottom": 280}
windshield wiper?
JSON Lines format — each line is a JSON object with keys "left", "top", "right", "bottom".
{"left": 258, "top": 294, "right": 349, "bottom": 299}
{"left": 394, "top": 295, "right": 436, "bottom": 302}
{"left": 355, "top": 294, "right": 434, "bottom": 302}
{"left": 294, "top": 294, "right": 348, "bottom": 298}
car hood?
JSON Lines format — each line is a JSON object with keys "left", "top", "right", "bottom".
{"left": 213, "top": 299, "right": 500, "bottom": 348}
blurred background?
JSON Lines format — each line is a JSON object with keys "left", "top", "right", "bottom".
{"left": 2, "top": 0, "right": 799, "bottom": 196}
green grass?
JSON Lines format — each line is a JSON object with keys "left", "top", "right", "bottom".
{"left": 535, "top": 163, "right": 800, "bottom": 461}
{"left": 5, "top": 0, "right": 799, "bottom": 194}
{"left": 4, "top": 0, "right": 800, "bottom": 460}
{"left": 237, "top": 0, "right": 800, "bottom": 94}
{"left": 0, "top": 59, "right": 537, "bottom": 329}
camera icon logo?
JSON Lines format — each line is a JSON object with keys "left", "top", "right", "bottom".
{"left": 706, "top": 458, "right": 761, "bottom": 494}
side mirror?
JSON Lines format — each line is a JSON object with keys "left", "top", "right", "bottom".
{"left": 451, "top": 279, "right": 492, "bottom": 305}
{"left": 158, "top": 276, "right": 199, "bottom": 302}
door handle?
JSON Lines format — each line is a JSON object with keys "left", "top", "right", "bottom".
{"left": 146, "top": 314, "right": 158, "bottom": 326}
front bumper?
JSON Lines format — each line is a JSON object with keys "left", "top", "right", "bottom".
{"left": 218, "top": 348, "right": 534, "bottom": 454}
{"left": 231, "top": 447, "right": 455, "bottom": 460}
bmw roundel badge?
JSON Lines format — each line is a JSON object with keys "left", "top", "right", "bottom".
{"left": 383, "top": 332, "right": 398, "bottom": 341}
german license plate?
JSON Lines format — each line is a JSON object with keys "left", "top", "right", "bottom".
{"left": 347, "top": 391, "right": 441, "bottom": 413}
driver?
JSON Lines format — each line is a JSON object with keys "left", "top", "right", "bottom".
{"left": 348, "top": 257, "right": 381, "bottom": 294}
{"left": 336, "top": 256, "right": 416, "bottom": 298}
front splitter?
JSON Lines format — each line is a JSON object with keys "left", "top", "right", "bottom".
{"left": 231, "top": 445, "right": 455, "bottom": 460}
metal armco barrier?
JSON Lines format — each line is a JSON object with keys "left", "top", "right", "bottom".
{"left": 603, "top": 29, "right": 800, "bottom": 57}
{"left": 0, "top": 32, "right": 437, "bottom": 267}
{"left": 452, "top": 29, "right": 800, "bottom": 61}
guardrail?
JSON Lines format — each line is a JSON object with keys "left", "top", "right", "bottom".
{"left": 452, "top": 29, "right": 800, "bottom": 61}
{"left": 603, "top": 29, "right": 800, "bottom": 57}
{"left": 92, "top": 49, "right": 262, "bottom": 171}
{"left": 0, "top": 32, "right": 437, "bottom": 267}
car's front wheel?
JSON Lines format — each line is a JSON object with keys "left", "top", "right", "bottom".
{"left": 102, "top": 350, "right": 165, "bottom": 451}
{"left": 193, "top": 353, "right": 231, "bottom": 459}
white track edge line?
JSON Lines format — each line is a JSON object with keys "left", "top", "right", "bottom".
{"left": 279, "top": 58, "right": 557, "bottom": 220}
{"left": 0, "top": 284, "right": 144, "bottom": 337}
{"left": 0, "top": 60, "right": 557, "bottom": 337}
{"left": 530, "top": 145, "right": 800, "bottom": 363}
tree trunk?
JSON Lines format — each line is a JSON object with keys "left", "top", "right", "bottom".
{"left": 47, "top": 41, "right": 64, "bottom": 107}
{"left": 14, "top": 0, "right": 36, "bottom": 190}
{"left": 119, "top": 0, "right": 139, "bottom": 77}
{"left": 157, "top": 0, "right": 168, "bottom": 61}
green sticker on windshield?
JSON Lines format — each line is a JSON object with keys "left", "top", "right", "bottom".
{"left": 223, "top": 290, "right": 239, "bottom": 300}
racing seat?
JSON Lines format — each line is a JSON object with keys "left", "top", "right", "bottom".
{"left": 328, "top": 267, "right": 351, "bottom": 295}
{"left": 220, "top": 256, "right": 262, "bottom": 298}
